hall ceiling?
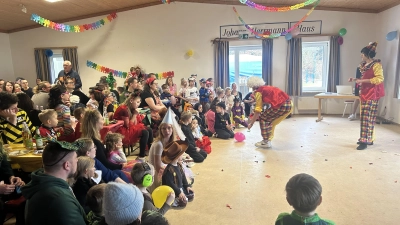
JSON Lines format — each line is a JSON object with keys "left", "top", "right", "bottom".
{"left": 0, "top": 0, "right": 398, "bottom": 33}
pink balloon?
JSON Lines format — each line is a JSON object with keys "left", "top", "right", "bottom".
{"left": 290, "top": 28, "right": 300, "bottom": 36}
{"left": 234, "top": 132, "right": 246, "bottom": 142}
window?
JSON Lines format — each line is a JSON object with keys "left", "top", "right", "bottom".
{"left": 229, "top": 46, "right": 262, "bottom": 94}
{"left": 49, "top": 53, "right": 64, "bottom": 84}
{"left": 302, "top": 41, "right": 329, "bottom": 92}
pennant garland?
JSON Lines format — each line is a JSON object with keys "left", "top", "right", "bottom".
{"left": 87, "top": 60, "right": 174, "bottom": 79}
{"left": 233, "top": 0, "right": 319, "bottom": 39}
{"left": 161, "top": 0, "right": 171, "bottom": 4}
{"left": 239, "top": 0, "right": 319, "bottom": 12}
{"left": 30, "top": 12, "right": 117, "bottom": 32}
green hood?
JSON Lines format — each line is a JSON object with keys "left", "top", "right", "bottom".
{"left": 21, "top": 169, "right": 70, "bottom": 199}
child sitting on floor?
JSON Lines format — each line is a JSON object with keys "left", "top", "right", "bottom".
{"left": 86, "top": 184, "right": 107, "bottom": 225}
{"left": 105, "top": 132, "right": 127, "bottom": 166}
{"left": 275, "top": 173, "right": 335, "bottom": 225}
{"left": 38, "top": 109, "right": 63, "bottom": 141}
{"left": 131, "top": 162, "right": 175, "bottom": 215}
{"left": 193, "top": 103, "right": 213, "bottom": 137}
{"left": 72, "top": 156, "right": 101, "bottom": 214}
{"left": 162, "top": 140, "right": 194, "bottom": 208}
{"left": 232, "top": 98, "right": 248, "bottom": 128}
{"left": 191, "top": 118, "right": 212, "bottom": 154}
{"left": 179, "top": 111, "right": 207, "bottom": 163}
{"left": 214, "top": 102, "right": 234, "bottom": 139}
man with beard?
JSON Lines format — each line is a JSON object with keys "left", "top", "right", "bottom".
{"left": 21, "top": 141, "right": 86, "bottom": 225}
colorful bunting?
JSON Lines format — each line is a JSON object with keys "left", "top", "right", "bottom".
{"left": 233, "top": 0, "right": 319, "bottom": 39}
{"left": 30, "top": 12, "right": 117, "bottom": 33}
{"left": 87, "top": 60, "right": 174, "bottom": 80}
{"left": 239, "top": 0, "right": 319, "bottom": 12}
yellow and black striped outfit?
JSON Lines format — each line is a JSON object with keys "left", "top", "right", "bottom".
{"left": 0, "top": 109, "right": 36, "bottom": 144}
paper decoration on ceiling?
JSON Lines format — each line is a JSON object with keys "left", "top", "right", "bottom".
{"left": 232, "top": 0, "right": 320, "bottom": 39}
{"left": 86, "top": 60, "right": 174, "bottom": 80}
{"left": 239, "top": 0, "right": 319, "bottom": 12}
{"left": 30, "top": 13, "right": 117, "bottom": 32}
{"left": 161, "top": 0, "right": 171, "bottom": 3}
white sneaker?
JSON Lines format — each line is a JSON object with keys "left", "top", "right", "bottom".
{"left": 255, "top": 141, "right": 272, "bottom": 148}
{"left": 348, "top": 114, "right": 355, "bottom": 121}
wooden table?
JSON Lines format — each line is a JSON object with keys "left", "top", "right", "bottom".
{"left": 314, "top": 93, "right": 359, "bottom": 122}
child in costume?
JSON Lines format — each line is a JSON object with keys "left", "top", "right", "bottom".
{"left": 232, "top": 98, "right": 248, "bottom": 128}
{"left": 161, "top": 140, "right": 195, "bottom": 208}
{"left": 193, "top": 103, "right": 213, "bottom": 137}
{"left": 191, "top": 118, "right": 212, "bottom": 154}
{"left": 275, "top": 173, "right": 335, "bottom": 225}
{"left": 179, "top": 111, "right": 208, "bottom": 163}
{"left": 38, "top": 109, "right": 63, "bottom": 141}
{"left": 247, "top": 76, "right": 292, "bottom": 148}
{"left": 198, "top": 78, "right": 210, "bottom": 112}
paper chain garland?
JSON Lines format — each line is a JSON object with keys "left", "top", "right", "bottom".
{"left": 86, "top": 60, "right": 174, "bottom": 80}
{"left": 30, "top": 13, "right": 117, "bottom": 32}
{"left": 239, "top": 0, "right": 319, "bottom": 12}
{"left": 233, "top": 0, "right": 319, "bottom": 39}
{"left": 161, "top": 0, "right": 171, "bottom": 4}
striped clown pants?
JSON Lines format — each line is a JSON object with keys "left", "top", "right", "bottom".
{"left": 259, "top": 99, "right": 293, "bottom": 141}
{"left": 359, "top": 100, "right": 378, "bottom": 144}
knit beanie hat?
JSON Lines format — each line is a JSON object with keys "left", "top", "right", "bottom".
{"left": 103, "top": 182, "right": 144, "bottom": 225}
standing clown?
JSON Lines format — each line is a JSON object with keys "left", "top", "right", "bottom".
{"left": 247, "top": 76, "right": 293, "bottom": 148}
{"left": 350, "top": 42, "right": 385, "bottom": 150}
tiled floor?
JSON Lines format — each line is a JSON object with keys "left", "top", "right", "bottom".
{"left": 7, "top": 115, "right": 400, "bottom": 224}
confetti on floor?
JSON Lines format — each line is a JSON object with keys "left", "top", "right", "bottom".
{"left": 265, "top": 175, "right": 271, "bottom": 178}
{"left": 369, "top": 163, "right": 373, "bottom": 165}
{"left": 221, "top": 169, "right": 224, "bottom": 171}
{"left": 350, "top": 167, "right": 352, "bottom": 169}
{"left": 325, "top": 159, "right": 328, "bottom": 161}
{"left": 226, "top": 204, "right": 232, "bottom": 209}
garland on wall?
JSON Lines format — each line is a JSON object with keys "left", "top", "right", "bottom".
{"left": 30, "top": 13, "right": 117, "bottom": 32}
{"left": 239, "top": 0, "right": 319, "bottom": 12}
{"left": 233, "top": 0, "right": 319, "bottom": 39}
{"left": 86, "top": 60, "right": 174, "bottom": 79}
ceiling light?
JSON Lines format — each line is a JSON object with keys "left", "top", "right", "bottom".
{"left": 45, "top": 0, "right": 62, "bottom": 2}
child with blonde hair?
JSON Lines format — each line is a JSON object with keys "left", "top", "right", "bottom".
{"left": 72, "top": 156, "right": 101, "bottom": 213}
{"left": 191, "top": 118, "right": 211, "bottom": 154}
{"left": 104, "top": 132, "right": 127, "bottom": 166}
{"left": 38, "top": 109, "right": 63, "bottom": 140}
{"left": 225, "top": 87, "right": 234, "bottom": 113}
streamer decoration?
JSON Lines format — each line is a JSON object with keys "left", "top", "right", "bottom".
{"left": 233, "top": 0, "right": 319, "bottom": 39}
{"left": 239, "top": 0, "right": 319, "bottom": 12}
{"left": 30, "top": 13, "right": 117, "bottom": 32}
{"left": 87, "top": 60, "right": 174, "bottom": 80}
{"left": 161, "top": 0, "right": 171, "bottom": 3}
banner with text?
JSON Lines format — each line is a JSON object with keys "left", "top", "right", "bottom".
{"left": 289, "top": 20, "right": 322, "bottom": 35}
{"left": 220, "top": 20, "right": 322, "bottom": 38}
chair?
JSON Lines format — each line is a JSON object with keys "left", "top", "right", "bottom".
{"left": 123, "top": 143, "right": 139, "bottom": 156}
{"left": 343, "top": 100, "right": 356, "bottom": 118}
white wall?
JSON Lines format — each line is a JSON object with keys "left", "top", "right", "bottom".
{"left": 8, "top": 2, "right": 378, "bottom": 113}
{"left": 0, "top": 33, "right": 15, "bottom": 81}
{"left": 376, "top": 4, "right": 400, "bottom": 124}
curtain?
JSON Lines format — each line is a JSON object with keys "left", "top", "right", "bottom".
{"left": 286, "top": 38, "right": 302, "bottom": 96}
{"left": 394, "top": 40, "right": 400, "bottom": 98}
{"left": 213, "top": 40, "right": 229, "bottom": 88}
{"left": 262, "top": 39, "right": 273, "bottom": 85}
{"left": 34, "top": 49, "right": 51, "bottom": 82}
{"left": 327, "top": 36, "right": 341, "bottom": 92}
{"left": 62, "top": 48, "right": 79, "bottom": 73}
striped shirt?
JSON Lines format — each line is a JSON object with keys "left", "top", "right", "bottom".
{"left": 0, "top": 109, "right": 36, "bottom": 144}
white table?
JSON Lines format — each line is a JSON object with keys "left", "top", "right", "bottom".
{"left": 314, "top": 93, "right": 359, "bottom": 122}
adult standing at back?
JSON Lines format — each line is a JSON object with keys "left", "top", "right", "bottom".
{"left": 21, "top": 79, "right": 34, "bottom": 98}
{"left": 58, "top": 60, "right": 82, "bottom": 90}
{"left": 32, "top": 81, "right": 51, "bottom": 109}
{"left": 21, "top": 141, "right": 87, "bottom": 225}
{"left": 351, "top": 42, "right": 385, "bottom": 150}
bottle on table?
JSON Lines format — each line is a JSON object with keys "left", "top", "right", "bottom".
{"left": 34, "top": 127, "right": 43, "bottom": 150}
{"left": 22, "top": 122, "right": 33, "bottom": 150}
{"left": 103, "top": 106, "right": 109, "bottom": 126}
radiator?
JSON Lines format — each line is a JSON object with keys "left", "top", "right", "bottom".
{"left": 297, "top": 97, "right": 319, "bottom": 110}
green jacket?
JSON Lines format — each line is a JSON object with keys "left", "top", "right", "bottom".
{"left": 21, "top": 169, "right": 87, "bottom": 225}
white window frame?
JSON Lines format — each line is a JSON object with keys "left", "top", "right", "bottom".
{"left": 48, "top": 50, "right": 64, "bottom": 84}
{"left": 229, "top": 45, "right": 262, "bottom": 94}
{"left": 302, "top": 41, "right": 330, "bottom": 93}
